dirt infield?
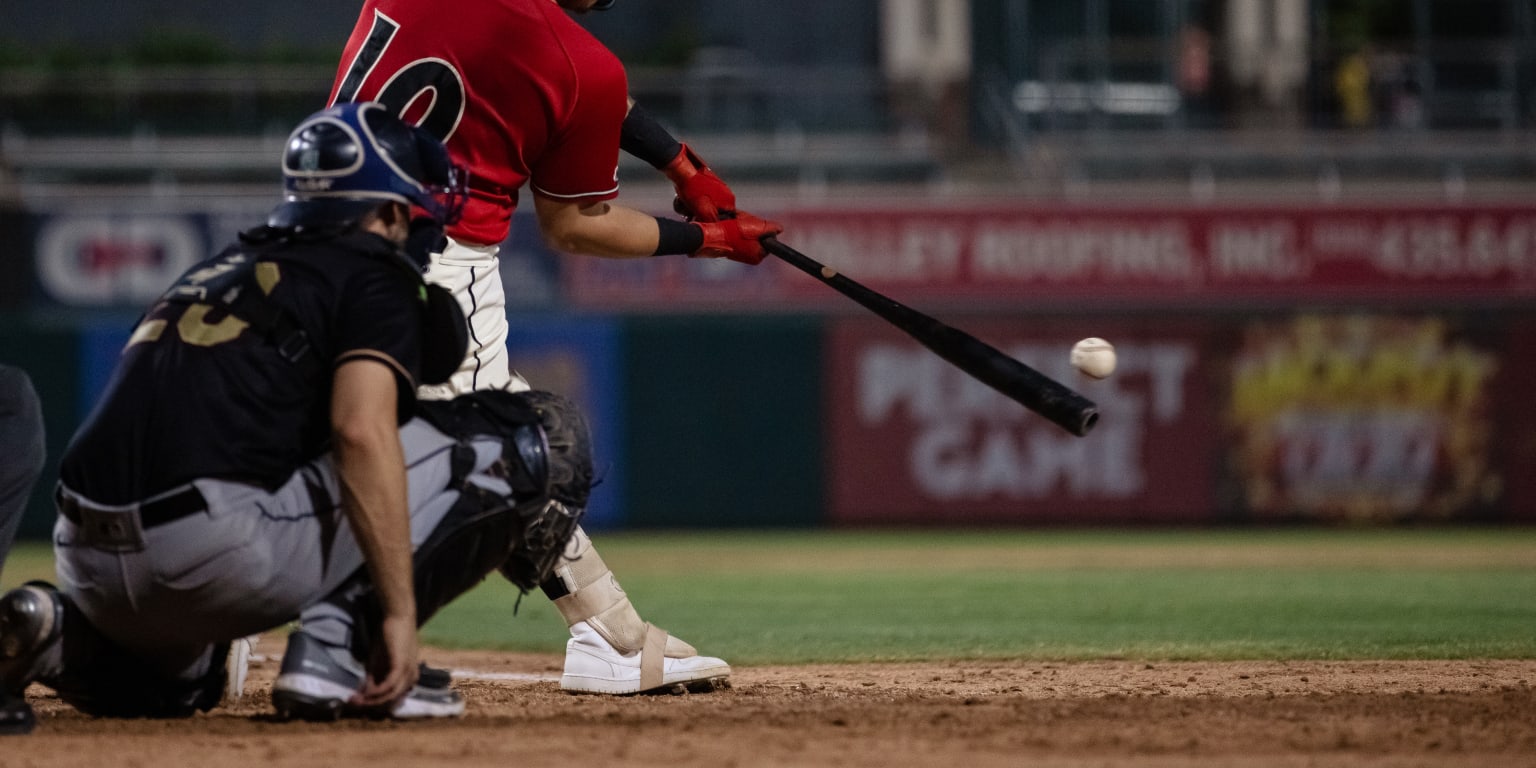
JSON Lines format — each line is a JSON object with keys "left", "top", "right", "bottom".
{"left": 9, "top": 639, "right": 1535, "bottom": 768}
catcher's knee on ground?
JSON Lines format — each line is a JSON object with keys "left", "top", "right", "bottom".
{"left": 55, "top": 642, "right": 232, "bottom": 719}
{"left": 7, "top": 585, "right": 231, "bottom": 719}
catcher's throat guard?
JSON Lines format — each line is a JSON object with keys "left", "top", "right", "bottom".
{"left": 419, "top": 283, "right": 467, "bottom": 386}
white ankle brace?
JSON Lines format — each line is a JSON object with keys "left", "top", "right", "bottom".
{"left": 548, "top": 527, "right": 697, "bottom": 659}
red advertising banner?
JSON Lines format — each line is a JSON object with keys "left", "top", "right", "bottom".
{"left": 827, "top": 312, "right": 1524, "bottom": 526}
{"left": 826, "top": 317, "right": 1217, "bottom": 524}
{"left": 566, "top": 204, "right": 1536, "bottom": 310}
{"left": 1492, "top": 314, "right": 1536, "bottom": 523}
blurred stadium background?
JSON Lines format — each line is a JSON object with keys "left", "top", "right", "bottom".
{"left": 2, "top": 0, "right": 1533, "bottom": 536}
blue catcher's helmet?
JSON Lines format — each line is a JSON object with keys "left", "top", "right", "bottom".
{"left": 267, "top": 102, "right": 468, "bottom": 231}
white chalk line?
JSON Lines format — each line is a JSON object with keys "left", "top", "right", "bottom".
{"left": 449, "top": 668, "right": 561, "bottom": 683}
{"left": 244, "top": 641, "right": 557, "bottom": 683}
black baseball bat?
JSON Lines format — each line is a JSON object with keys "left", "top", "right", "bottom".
{"left": 762, "top": 237, "right": 1099, "bottom": 437}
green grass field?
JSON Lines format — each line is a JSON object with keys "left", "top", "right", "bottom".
{"left": 5, "top": 529, "right": 1534, "bottom": 664}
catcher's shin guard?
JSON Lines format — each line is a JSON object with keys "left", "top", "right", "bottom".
{"left": 490, "top": 390, "right": 595, "bottom": 590}
{"left": 304, "top": 387, "right": 589, "bottom": 678}
{"left": 417, "top": 388, "right": 591, "bottom": 593}
{"left": 292, "top": 473, "right": 559, "bottom": 718}
{"left": 321, "top": 392, "right": 587, "bottom": 655}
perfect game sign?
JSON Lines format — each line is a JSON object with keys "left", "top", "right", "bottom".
{"left": 826, "top": 317, "right": 1218, "bottom": 525}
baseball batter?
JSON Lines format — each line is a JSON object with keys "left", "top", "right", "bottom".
{"left": 326, "top": 0, "right": 780, "bottom": 694}
{"left": 0, "top": 103, "right": 590, "bottom": 731}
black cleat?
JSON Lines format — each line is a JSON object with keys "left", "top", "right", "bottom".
{"left": 271, "top": 631, "right": 464, "bottom": 721}
{"left": 0, "top": 582, "right": 63, "bottom": 736}
{"left": 0, "top": 689, "right": 35, "bottom": 735}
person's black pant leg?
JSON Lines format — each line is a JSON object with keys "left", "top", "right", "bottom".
{"left": 0, "top": 365, "right": 46, "bottom": 579}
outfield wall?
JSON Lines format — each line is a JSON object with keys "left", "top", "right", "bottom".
{"left": 825, "top": 311, "right": 1526, "bottom": 526}
{"left": 1, "top": 202, "right": 1532, "bottom": 534}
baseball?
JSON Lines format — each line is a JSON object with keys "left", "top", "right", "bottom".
{"left": 1070, "top": 337, "right": 1116, "bottom": 379}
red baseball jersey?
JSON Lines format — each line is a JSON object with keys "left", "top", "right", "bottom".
{"left": 328, "top": 0, "right": 627, "bottom": 245}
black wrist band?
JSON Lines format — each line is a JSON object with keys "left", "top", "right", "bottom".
{"left": 621, "top": 104, "right": 684, "bottom": 170}
{"left": 653, "top": 217, "right": 703, "bottom": 256}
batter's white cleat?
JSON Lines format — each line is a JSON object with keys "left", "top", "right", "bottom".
{"left": 560, "top": 621, "right": 731, "bottom": 695}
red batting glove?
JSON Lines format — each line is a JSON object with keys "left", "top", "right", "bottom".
{"left": 694, "top": 213, "right": 783, "bottom": 265}
{"left": 664, "top": 144, "right": 736, "bottom": 222}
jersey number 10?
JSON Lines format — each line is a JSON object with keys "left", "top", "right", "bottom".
{"left": 333, "top": 10, "right": 467, "bottom": 142}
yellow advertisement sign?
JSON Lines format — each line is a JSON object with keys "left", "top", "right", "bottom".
{"left": 1227, "top": 315, "right": 1500, "bottom": 522}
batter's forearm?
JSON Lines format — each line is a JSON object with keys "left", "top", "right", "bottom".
{"left": 533, "top": 195, "right": 662, "bottom": 259}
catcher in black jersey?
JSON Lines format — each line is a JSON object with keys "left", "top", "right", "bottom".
{"left": 0, "top": 103, "right": 591, "bottom": 732}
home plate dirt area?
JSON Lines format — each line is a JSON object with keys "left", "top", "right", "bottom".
{"left": 9, "top": 639, "right": 1535, "bottom": 768}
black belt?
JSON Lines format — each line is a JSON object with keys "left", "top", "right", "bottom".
{"left": 59, "top": 486, "right": 207, "bottom": 530}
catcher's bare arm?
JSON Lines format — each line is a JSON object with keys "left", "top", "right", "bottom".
{"left": 330, "top": 358, "right": 419, "bottom": 708}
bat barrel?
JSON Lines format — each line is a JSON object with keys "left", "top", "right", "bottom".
{"left": 1045, "top": 391, "right": 1099, "bottom": 437}
{"left": 764, "top": 237, "right": 1100, "bottom": 437}
{"left": 941, "top": 326, "right": 1099, "bottom": 436}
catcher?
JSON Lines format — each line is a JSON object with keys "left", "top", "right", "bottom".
{"left": 0, "top": 102, "right": 590, "bottom": 731}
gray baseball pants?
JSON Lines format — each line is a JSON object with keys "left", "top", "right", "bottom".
{"left": 53, "top": 417, "right": 513, "bottom": 685}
